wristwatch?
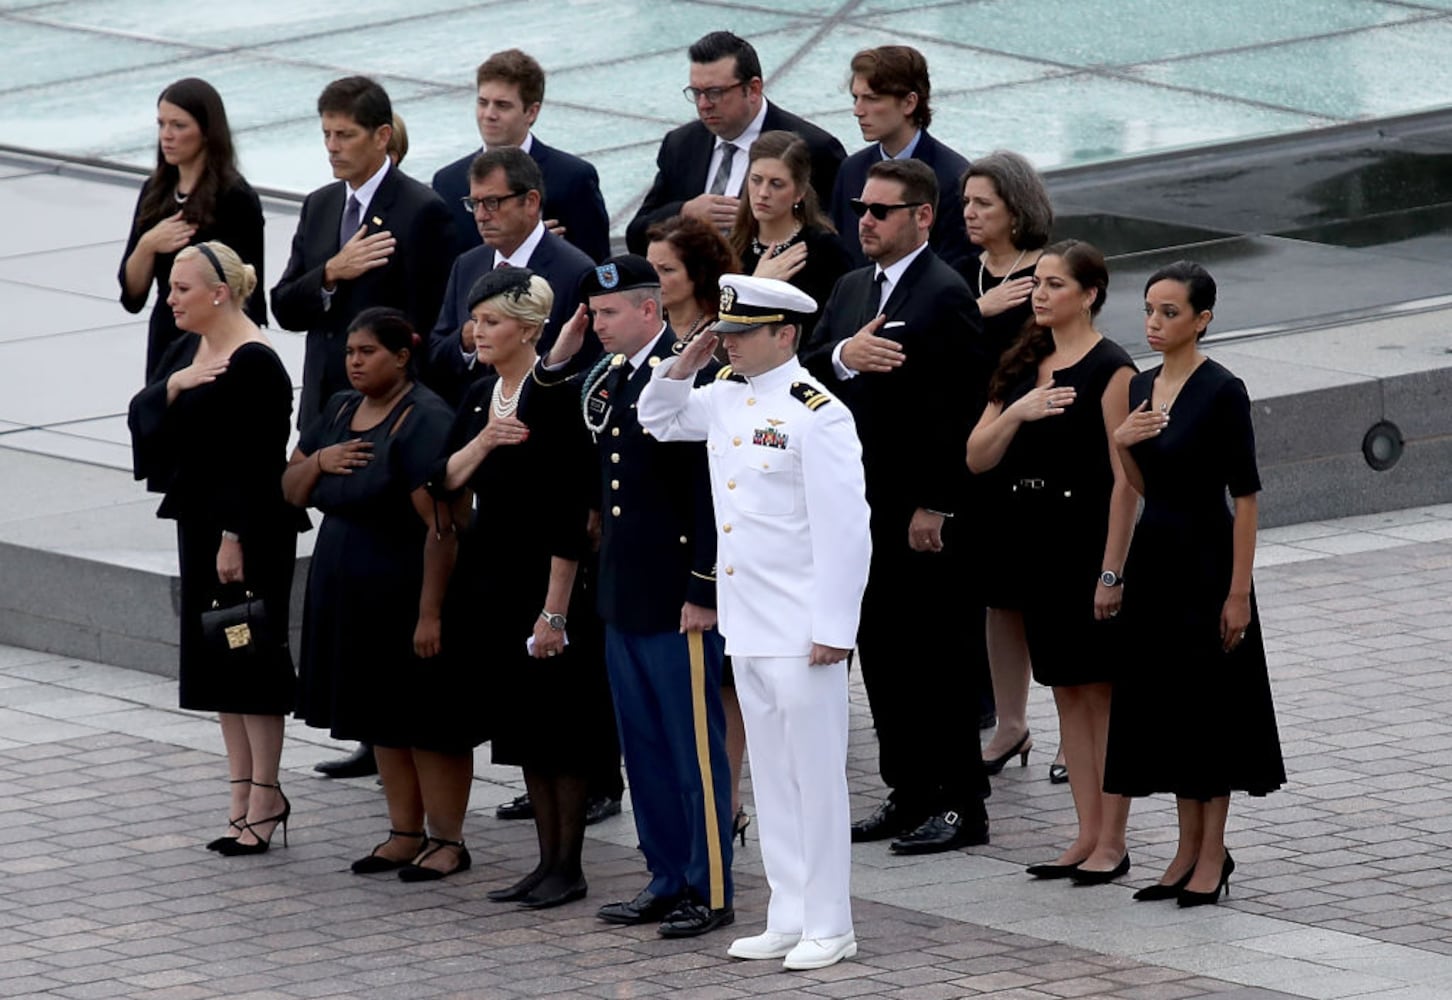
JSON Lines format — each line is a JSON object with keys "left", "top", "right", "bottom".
{"left": 539, "top": 610, "right": 567, "bottom": 631}
{"left": 1099, "top": 570, "right": 1123, "bottom": 587}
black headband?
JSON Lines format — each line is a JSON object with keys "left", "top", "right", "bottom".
{"left": 195, "top": 243, "right": 228, "bottom": 286}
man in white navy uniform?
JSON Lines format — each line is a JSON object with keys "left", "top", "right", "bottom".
{"left": 637, "top": 275, "right": 871, "bottom": 972}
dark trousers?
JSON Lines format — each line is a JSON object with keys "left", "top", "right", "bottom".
{"left": 854, "top": 519, "right": 989, "bottom": 817}
{"left": 605, "top": 625, "right": 734, "bottom": 907}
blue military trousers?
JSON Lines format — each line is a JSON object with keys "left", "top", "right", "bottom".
{"left": 604, "top": 625, "right": 734, "bottom": 908}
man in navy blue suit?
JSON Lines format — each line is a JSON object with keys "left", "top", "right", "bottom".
{"left": 625, "top": 31, "right": 846, "bottom": 255}
{"left": 423, "top": 147, "right": 597, "bottom": 408}
{"left": 828, "top": 46, "right": 973, "bottom": 269}
{"left": 432, "top": 49, "right": 611, "bottom": 263}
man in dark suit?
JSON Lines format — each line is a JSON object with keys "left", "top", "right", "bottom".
{"left": 432, "top": 49, "right": 611, "bottom": 263}
{"left": 828, "top": 46, "right": 973, "bottom": 270}
{"left": 803, "top": 159, "right": 992, "bottom": 855}
{"left": 424, "top": 147, "right": 597, "bottom": 408}
{"left": 532, "top": 255, "right": 735, "bottom": 938}
{"left": 625, "top": 30, "right": 846, "bottom": 255}
{"left": 272, "top": 76, "right": 453, "bottom": 427}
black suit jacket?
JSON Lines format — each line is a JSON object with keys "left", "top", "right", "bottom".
{"left": 539, "top": 330, "right": 719, "bottom": 633}
{"left": 431, "top": 139, "right": 612, "bottom": 263}
{"left": 802, "top": 246, "right": 986, "bottom": 532}
{"left": 271, "top": 165, "right": 452, "bottom": 425}
{"left": 423, "top": 229, "right": 598, "bottom": 408}
{"left": 828, "top": 130, "right": 974, "bottom": 270}
{"left": 625, "top": 101, "right": 847, "bottom": 254}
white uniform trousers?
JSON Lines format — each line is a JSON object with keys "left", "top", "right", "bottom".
{"left": 734, "top": 654, "right": 853, "bottom": 939}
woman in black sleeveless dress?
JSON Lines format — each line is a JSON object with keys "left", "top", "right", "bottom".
{"left": 968, "top": 240, "right": 1138, "bottom": 885}
{"left": 1106, "top": 262, "right": 1284, "bottom": 906}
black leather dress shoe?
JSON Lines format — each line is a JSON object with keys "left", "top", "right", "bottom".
{"left": 850, "top": 799, "right": 923, "bottom": 843}
{"left": 889, "top": 810, "right": 989, "bottom": 855}
{"left": 657, "top": 899, "right": 735, "bottom": 938}
{"left": 596, "top": 888, "right": 681, "bottom": 925}
{"left": 585, "top": 796, "right": 623, "bottom": 826}
{"left": 314, "top": 744, "right": 377, "bottom": 779}
{"left": 496, "top": 794, "right": 534, "bottom": 820}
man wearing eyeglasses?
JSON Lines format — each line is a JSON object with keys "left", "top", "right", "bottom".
{"left": 624, "top": 31, "right": 846, "bottom": 255}
{"left": 272, "top": 75, "right": 454, "bottom": 427}
{"left": 423, "top": 146, "right": 597, "bottom": 407}
{"left": 803, "top": 158, "right": 993, "bottom": 857}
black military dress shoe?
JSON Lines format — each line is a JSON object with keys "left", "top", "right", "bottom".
{"left": 314, "top": 744, "right": 377, "bottom": 779}
{"left": 889, "top": 810, "right": 989, "bottom": 855}
{"left": 585, "top": 795, "right": 623, "bottom": 825}
{"left": 657, "top": 899, "right": 735, "bottom": 938}
{"left": 496, "top": 794, "right": 534, "bottom": 820}
{"left": 850, "top": 798, "right": 923, "bottom": 843}
{"left": 596, "top": 888, "right": 681, "bottom": 925}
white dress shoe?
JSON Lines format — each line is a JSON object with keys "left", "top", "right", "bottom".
{"left": 727, "top": 929, "right": 800, "bottom": 960}
{"left": 782, "top": 931, "right": 857, "bottom": 970}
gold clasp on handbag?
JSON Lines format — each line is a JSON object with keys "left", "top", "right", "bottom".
{"left": 223, "top": 623, "right": 253, "bottom": 649}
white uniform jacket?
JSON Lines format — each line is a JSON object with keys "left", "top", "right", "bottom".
{"left": 638, "top": 357, "right": 872, "bottom": 657}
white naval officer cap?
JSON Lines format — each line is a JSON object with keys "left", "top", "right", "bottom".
{"left": 713, "top": 275, "right": 818, "bottom": 334}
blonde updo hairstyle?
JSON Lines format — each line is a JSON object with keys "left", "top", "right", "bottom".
{"left": 175, "top": 240, "right": 257, "bottom": 306}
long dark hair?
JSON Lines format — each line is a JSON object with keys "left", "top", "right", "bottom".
{"left": 987, "top": 239, "right": 1108, "bottom": 401}
{"left": 728, "top": 130, "right": 833, "bottom": 261}
{"left": 136, "top": 78, "right": 239, "bottom": 232}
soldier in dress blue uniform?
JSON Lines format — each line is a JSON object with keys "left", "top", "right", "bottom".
{"left": 533, "top": 254, "right": 736, "bottom": 938}
{"left": 638, "top": 275, "right": 872, "bottom": 972}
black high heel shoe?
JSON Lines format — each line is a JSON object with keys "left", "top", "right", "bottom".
{"left": 1069, "top": 853, "right": 1131, "bottom": 885}
{"left": 983, "top": 731, "right": 1032, "bottom": 776}
{"left": 206, "top": 778, "right": 251, "bottom": 852}
{"left": 399, "top": 837, "right": 471, "bottom": 882}
{"left": 733, "top": 807, "right": 751, "bottom": 846}
{"left": 1177, "top": 852, "right": 1234, "bottom": 908}
{"left": 1133, "top": 865, "right": 1195, "bottom": 901}
{"left": 351, "top": 830, "right": 426, "bottom": 874}
{"left": 215, "top": 782, "right": 290, "bottom": 856}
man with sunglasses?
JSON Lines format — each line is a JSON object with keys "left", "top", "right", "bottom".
{"left": 625, "top": 31, "right": 846, "bottom": 255}
{"left": 803, "top": 158, "right": 993, "bottom": 856}
{"left": 423, "top": 146, "right": 597, "bottom": 407}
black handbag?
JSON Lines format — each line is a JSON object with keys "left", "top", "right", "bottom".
{"left": 200, "top": 590, "right": 272, "bottom": 662}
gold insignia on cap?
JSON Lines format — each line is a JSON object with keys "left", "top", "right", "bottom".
{"left": 719, "top": 285, "right": 738, "bottom": 313}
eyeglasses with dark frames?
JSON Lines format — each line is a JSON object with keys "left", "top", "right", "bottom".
{"left": 683, "top": 82, "right": 745, "bottom": 104}
{"left": 848, "top": 199, "right": 926, "bottom": 220}
{"left": 462, "top": 191, "right": 528, "bottom": 213}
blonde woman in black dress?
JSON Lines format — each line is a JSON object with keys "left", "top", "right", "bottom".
{"left": 1106, "top": 262, "right": 1284, "bottom": 906}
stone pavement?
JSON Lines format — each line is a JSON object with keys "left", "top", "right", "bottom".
{"left": 5, "top": 505, "right": 1452, "bottom": 998}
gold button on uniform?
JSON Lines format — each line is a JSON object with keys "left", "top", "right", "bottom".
{"left": 611, "top": 479, "right": 619, "bottom": 490}
{"left": 724, "top": 566, "right": 734, "bottom": 576}
{"left": 732, "top": 437, "right": 741, "bottom": 446}
{"left": 611, "top": 453, "right": 620, "bottom": 463}
{"left": 746, "top": 398, "right": 756, "bottom": 406}
{"left": 727, "top": 479, "right": 736, "bottom": 490}
{"left": 611, "top": 427, "right": 620, "bottom": 437}
{"left": 679, "top": 535, "right": 688, "bottom": 544}
{"left": 611, "top": 506, "right": 621, "bottom": 516}
{"left": 723, "top": 523, "right": 732, "bottom": 533}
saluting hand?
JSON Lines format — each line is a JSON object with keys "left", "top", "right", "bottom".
{"left": 1114, "top": 399, "right": 1169, "bottom": 447}
{"left": 669, "top": 331, "right": 718, "bottom": 379}
{"left": 546, "top": 304, "right": 590, "bottom": 367}
{"left": 840, "top": 314, "right": 904, "bottom": 373}
{"left": 325, "top": 226, "right": 396, "bottom": 285}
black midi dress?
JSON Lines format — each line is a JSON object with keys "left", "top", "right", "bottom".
{"left": 1104, "top": 360, "right": 1285, "bottom": 800}
{"left": 294, "top": 385, "right": 464, "bottom": 750}
{"left": 129, "top": 338, "right": 303, "bottom": 714}
{"left": 998, "top": 337, "right": 1135, "bottom": 685}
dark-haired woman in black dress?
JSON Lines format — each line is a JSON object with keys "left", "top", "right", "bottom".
{"left": 1106, "top": 262, "right": 1284, "bottom": 907}
{"left": 120, "top": 78, "right": 266, "bottom": 382}
{"left": 967, "top": 240, "right": 1138, "bottom": 885}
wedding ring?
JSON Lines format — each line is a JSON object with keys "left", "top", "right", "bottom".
{"left": 1045, "top": 399, "right": 1054, "bottom": 409}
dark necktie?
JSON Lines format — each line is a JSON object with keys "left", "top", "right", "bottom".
{"left": 709, "top": 142, "right": 737, "bottom": 196}
{"left": 340, "top": 194, "right": 361, "bottom": 249}
{"left": 870, "top": 270, "right": 888, "bottom": 317}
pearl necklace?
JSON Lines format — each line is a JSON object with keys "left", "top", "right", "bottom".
{"left": 491, "top": 375, "right": 522, "bottom": 419}
{"left": 977, "top": 247, "right": 1028, "bottom": 298}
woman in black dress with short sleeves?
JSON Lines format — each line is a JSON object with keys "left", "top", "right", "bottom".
{"left": 968, "top": 240, "right": 1138, "bottom": 885}
{"left": 439, "top": 268, "right": 609, "bottom": 909}
{"left": 285, "top": 308, "right": 468, "bottom": 879}
{"left": 1107, "top": 262, "right": 1284, "bottom": 907}
{"left": 129, "top": 241, "right": 302, "bottom": 855}
{"left": 955, "top": 150, "right": 1056, "bottom": 778}
{"left": 120, "top": 78, "right": 266, "bottom": 382}
{"left": 728, "top": 130, "right": 852, "bottom": 347}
